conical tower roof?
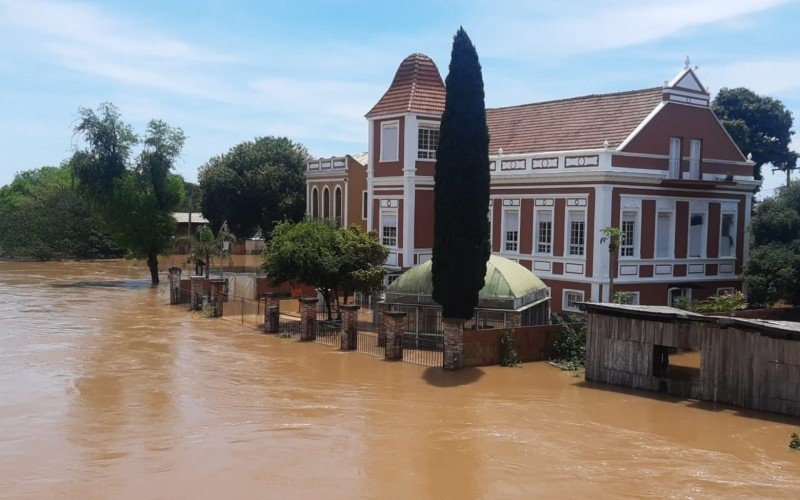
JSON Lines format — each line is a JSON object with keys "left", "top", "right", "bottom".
{"left": 366, "top": 53, "right": 446, "bottom": 118}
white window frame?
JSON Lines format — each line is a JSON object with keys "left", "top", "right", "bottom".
{"left": 655, "top": 210, "right": 674, "bottom": 259}
{"left": 502, "top": 208, "right": 520, "bottom": 253}
{"left": 379, "top": 210, "right": 398, "bottom": 248}
{"left": 566, "top": 210, "right": 587, "bottom": 258}
{"left": 535, "top": 208, "right": 553, "bottom": 256}
{"left": 619, "top": 210, "right": 639, "bottom": 259}
{"left": 380, "top": 121, "right": 399, "bottom": 163}
{"left": 361, "top": 190, "right": 368, "bottom": 220}
{"left": 719, "top": 210, "right": 737, "bottom": 259}
{"left": 668, "top": 287, "right": 692, "bottom": 307}
{"left": 417, "top": 126, "right": 439, "bottom": 161}
{"left": 668, "top": 137, "right": 681, "bottom": 179}
{"left": 688, "top": 210, "right": 707, "bottom": 259}
{"left": 688, "top": 139, "right": 701, "bottom": 180}
{"left": 563, "top": 289, "right": 585, "bottom": 312}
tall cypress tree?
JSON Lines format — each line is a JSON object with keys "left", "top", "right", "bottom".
{"left": 431, "top": 28, "right": 491, "bottom": 321}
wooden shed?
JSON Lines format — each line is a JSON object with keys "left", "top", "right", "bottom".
{"left": 580, "top": 303, "right": 800, "bottom": 417}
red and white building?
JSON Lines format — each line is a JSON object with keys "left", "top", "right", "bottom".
{"left": 314, "top": 53, "right": 759, "bottom": 313}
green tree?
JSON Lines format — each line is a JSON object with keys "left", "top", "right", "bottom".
{"left": 261, "top": 220, "right": 387, "bottom": 319}
{"left": 198, "top": 137, "right": 308, "bottom": 240}
{"left": 600, "top": 226, "right": 622, "bottom": 300}
{"left": 182, "top": 225, "right": 236, "bottom": 278}
{"left": 712, "top": 88, "right": 798, "bottom": 182}
{"left": 0, "top": 165, "right": 121, "bottom": 260}
{"left": 744, "top": 182, "right": 800, "bottom": 306}
{"left": 70, "top": 103, "right": 186, "bottom": 285}
{"left": 431, "top": 28, "right": 491, "bottom": 324}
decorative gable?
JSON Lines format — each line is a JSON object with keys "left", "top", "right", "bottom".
{"left": 662, "top": 65, "right": 710, "bottom": 107}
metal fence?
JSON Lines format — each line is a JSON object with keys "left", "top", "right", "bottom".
{"left": 357, "top": 330, "right": 385, "bottom": 358}
{"left": 401, "top": 331, "right": 444, "bottom": 367}
{"left": 277, "top": 314, "right": 301, "bottom": 338}
{"left": 223, "top": 293, "right": 263, "bottom": 327}
{"left": 313, "top": 308, "right": 341, "bottom": 347}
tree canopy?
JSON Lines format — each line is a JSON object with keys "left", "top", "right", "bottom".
{"left": 0, "top": 165, "right": 121, "bottom": 260}
{"left": 70, "top": 103, "right": 186, "bottom": 284}
{"left": 712, "top": 88, "right": 798, "bottom": 181}
{"left": 431, "top": 27, "right": 491, "bottom": 320}
{"left": 744, "top": 182, "right": 800, "bottom": 306}
{"left": 198, "top": 136, "right": 308, "bottom": 240}
{"left": 183, "top": 225, "right": 236, "bottom": 278}
{"left": 261, "top": 220, "right": 387, "bottom": 318}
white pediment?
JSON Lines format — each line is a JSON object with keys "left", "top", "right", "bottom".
{"left": 667, "top": 68, "right": 708, "bottom": 94}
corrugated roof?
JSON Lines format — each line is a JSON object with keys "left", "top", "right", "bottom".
{"left": 487, "top": 87, "right": 664, "bottom": 154}
{"left": 172, "top": 212, "right": 209, "bottom": 224}
{"left": 350, "top": 152, "right": 368, "bottom": 166}
{"left": 387, "top": 255, "right": 547, "bottom": 299}
{"left": 365, "top": 53, "right": 446, "bottom": 118}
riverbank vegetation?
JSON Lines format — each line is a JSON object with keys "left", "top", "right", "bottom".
{"left": 70, "top": 103, "right": 187, "bottom": 285}
{"left": 0, "top": 165, "right": 121, "bottom": 260}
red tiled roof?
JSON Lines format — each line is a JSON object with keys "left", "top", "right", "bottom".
{"left": 366, "top": 53, "right": 446, "bottom": 118}
{"left": 486, "top": 87, "right": 664, "bottom": 154}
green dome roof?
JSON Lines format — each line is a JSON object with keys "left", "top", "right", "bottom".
{"left": 387, "top": 255, "right": 547, "bottom": 299}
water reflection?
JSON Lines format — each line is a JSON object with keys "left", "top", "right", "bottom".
{"left": 0, "top": 260, "right": 799, "bottom": 498}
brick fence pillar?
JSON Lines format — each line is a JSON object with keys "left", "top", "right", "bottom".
{"left": 299, "top": 297, "right": 318, "bottom": 341}
{"left": 264, "top": 292, "right": 280, "bottom": 333}
{"left": 505, "top": 310, "right": 522, "bottom": 328}
{"left": 443, "top": 318, "right": 464, "bottom": 370}
{"left": 190, "top": 275, "right": 204, "bottom": 311}
{"left": 384, "top": 311, "right": 406, "bottom": 361}
{"left": 168, "top": 267, "right": 182, "bottom": 305}
{"left": 209, "top": 279, "right": 226, "bottom": 317}
{"left": 376, "top": 302, "right": 390, "bottom": 347}
{"left": 339, "top": 304, "right": 359, "bottom": 350}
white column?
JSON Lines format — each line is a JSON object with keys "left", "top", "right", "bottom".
{"left": 402, "top": 114, "right": 417, "bottom": 267}
{"left": 743, "top": 192, "right": 753, "bottom": 264}
{"left": 366, "top": 120, "right": 375, "bottom": 232}
{"left": 594, "top": 185, "right": 613, "bottom": 302}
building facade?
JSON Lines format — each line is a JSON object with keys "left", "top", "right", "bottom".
{"left": 310, "top": 53, "right": 759, "bottom": 312}
{"left": 306, "top": 153, "right": 368, "bottom": 231}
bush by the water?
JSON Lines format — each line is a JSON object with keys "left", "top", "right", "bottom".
{"left": 551, "top": 314, "right": 587, "bottom": 370}
{"left": 791, "top": 433, "right": 800, "bottom": 450}
{"left": 499, "top": 330, "right": 519, "bottom": 367}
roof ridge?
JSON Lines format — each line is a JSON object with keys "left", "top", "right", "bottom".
{"left": 407, "top": 55, "right": 421, "bottom": 111}
{"left": 488, "top": 86, "right": 663, "bottom": 112}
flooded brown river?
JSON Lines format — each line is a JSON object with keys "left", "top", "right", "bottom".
{"left": 1, "top": 260, "right": 799, "bottom": 498}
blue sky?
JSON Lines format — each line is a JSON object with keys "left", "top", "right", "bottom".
{"left": 1, "top": 0, "right": 798, "bottom": 197}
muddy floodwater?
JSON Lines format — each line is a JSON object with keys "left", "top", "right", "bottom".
{"left": 1, "top": 260, "right": 799, "bottom": 498}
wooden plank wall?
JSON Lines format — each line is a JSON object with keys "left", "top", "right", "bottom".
{"left": 585, "top": 312, "right": 800, "bottom": 417}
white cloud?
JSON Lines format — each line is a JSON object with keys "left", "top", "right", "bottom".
{"left": 703, "top": 59, "right": 800, "bottom": 94}
{"left": 472, "top": 0, "right": 789, "bottom": 58}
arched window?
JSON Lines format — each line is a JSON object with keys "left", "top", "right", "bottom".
{"left": 311, "top": 187, "right": 319, "bottom": 219}
{"left": 334, "top": 186, "right": 342, "bottom": 224}
{"left": 322, "top": 187, "right": 330, "bottom": 219}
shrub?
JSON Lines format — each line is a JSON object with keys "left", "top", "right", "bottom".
{"left": 551, "top": 314, "right": 587, "bottom": 370}
{"left": 499, "top": 330, "right": 519, "bottom": 367}
{"left": 791, "top": 433, "right": 800, "bottom": 450}
{"left": 612, "top": 292, "right": 635, "bottom": 304}
{"left": 276, "top": 330, "right": 293, "bottom": 339}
